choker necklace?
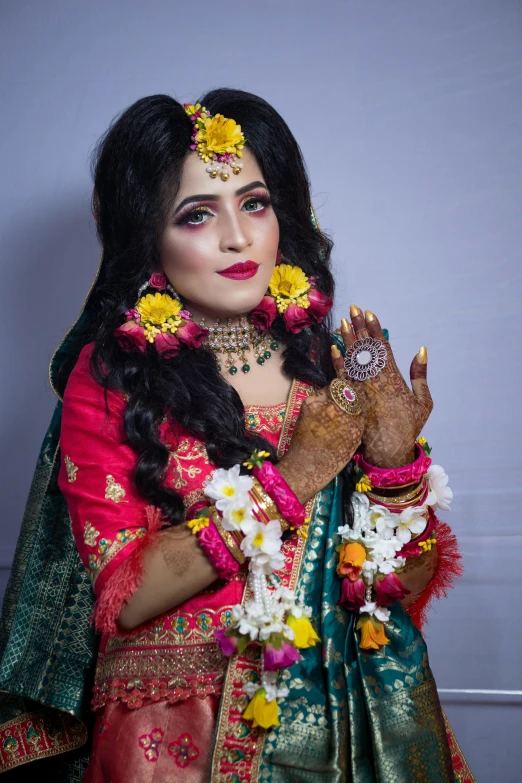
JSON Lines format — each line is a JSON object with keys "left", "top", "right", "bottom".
{"left": 199, "top": 315, "right": 279, "bottom": 375}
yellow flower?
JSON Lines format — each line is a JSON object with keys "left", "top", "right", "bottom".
{"left": 356, "top": 616, "right": 390, "bottom": 650}
{"left": 187, "top": 517, "right": 210, "bottom": 534}
{"left": 355, "top": 474, "right": 372, "bottom": 493}
{"left": 269, "top": 264, "right": 311, "bottom": 302}
{"left": 286, "top": 615, "right": 320, "bottom": 649}
{"left": 418, "top": 436, "right": 427, "bottom": 446}
{"left": 419, "top": 536, "right": 437, "bottom": 552}
{"left": 243, "top": 688, "right": 280, "bottom": 728}
{"left": 136, "top": 293, "right": 182, "bottom": 326}
{"left": 184, "top": 103, "right": 202, "bottom": 117}
{"left": 195, "top": 114, "right": 245, "bottom": 160}
{"left": 337, "top": 541, "right": 367, "bottom": 580}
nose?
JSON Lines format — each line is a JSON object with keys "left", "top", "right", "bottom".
{"left": 218, "top": 208, "right": 252, "bottom": 254}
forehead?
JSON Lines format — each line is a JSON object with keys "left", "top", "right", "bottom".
{"left": 174, "top": 148, "right": 265, "bottom": 204}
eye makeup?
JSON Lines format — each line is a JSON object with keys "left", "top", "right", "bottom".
{"left": 174, "top": 189, "right": 272, "bottom": 227}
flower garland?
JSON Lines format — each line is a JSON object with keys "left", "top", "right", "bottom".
{"left": 337, "top": 439, "right": 453, "bottom": 650}
{"left": 252, "top": 263, "right": 333, "bottom": 334}
{"left": 114, "top": 274, "right": 207, "bottom": 358}
{"left": 200, "top": 454, "right": 319, "bottom": 729}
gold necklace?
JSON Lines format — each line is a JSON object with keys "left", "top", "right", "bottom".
{"left": 200, "top": 315, "right": 279, "bottom": 375}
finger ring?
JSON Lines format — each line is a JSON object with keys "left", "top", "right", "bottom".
{"left": 329, "top": 378, "right": 362, "bottom": 416}
{"left": 344, "top": 337, "right": 387, "bottom": 382}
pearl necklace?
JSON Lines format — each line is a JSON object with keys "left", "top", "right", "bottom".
{"left": 199, "top": 315, "right": 279, "bottom": 375}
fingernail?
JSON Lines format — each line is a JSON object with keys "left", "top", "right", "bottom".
{"left": 365, "top": 310, "right": 376, "bottom": 322}
{"left": 350, "top": 304, "right": 361, "bottom": 318}
{"left": 417, "top": 346, "right": 428, "bottom": 364}
{"left": 331, "top": 344, "right": 342, "bottom": 359}
{"left": 341, "top": 318, "right": 350, "bottom": 333}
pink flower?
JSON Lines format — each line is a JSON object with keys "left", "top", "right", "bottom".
{"left": 155, "top": 332, "right": 181, "bottom": 358}
{"left": 338, "top": 577, "right": 366, "bottom": 610}
{"left": 149, "top": 272, "right": 167, "bottom": 289}
{"left": 215, "top": 628, "right": 238, "bottom": 657}
{"left": 251, "top": 295, "right": 277, "bottom": 331}
{"left": 176, "top": 320, "right": 208, "bottom": 349}
{"left": 375, "top": 572, "right": 410, "bottom": 606}
{"left": 307, "top": 287, "right": 333, "bottom": 323}
{"left": 114, "top": 321, "right": 147, "bottom": 353}
{"left": 283, "top": 303, "right": 314, "bottom": 334}
{"left": 125, "top": 308, "right": 141, "bottom": 322}
{"left": 263, "top": 639, "right": 301, "bottom": 671}
{"left": 179, "top": 309, "right": 192, "bottom": 320}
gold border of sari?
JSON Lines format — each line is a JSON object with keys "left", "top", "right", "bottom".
{"left": 210, "top": 380, "right": 317, "bottom": 782}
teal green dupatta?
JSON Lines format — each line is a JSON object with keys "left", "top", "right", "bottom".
{"left": 259, "top": 479, "right": 455, "bottom": 782}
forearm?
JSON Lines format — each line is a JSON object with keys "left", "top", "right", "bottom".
{"left": 117, "top": 525, "right": 218, "bottom": 631}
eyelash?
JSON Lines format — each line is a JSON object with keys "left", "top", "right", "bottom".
{"left": 176, "top": 192, "right": 271, "bottom": 226}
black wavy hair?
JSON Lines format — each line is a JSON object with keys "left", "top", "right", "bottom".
{"left": 85, "top": 88, "right": 354, "bottom": 525}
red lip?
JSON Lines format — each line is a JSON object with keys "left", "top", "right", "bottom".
{"left": 217, "top": 261, "right": 259, "bottom": 280}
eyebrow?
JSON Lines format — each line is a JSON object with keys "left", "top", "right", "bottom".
{"left": 173, "top": 180, "right": 268, "bottom": 215}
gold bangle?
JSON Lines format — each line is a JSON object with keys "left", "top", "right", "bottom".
{"left": 367, "top": 478, "right": 426, "bottom": 506}
{"left": 209, "top": 506, "right": 246, "bottom": 564}
{"left": 250, "top": 480, "right": 291, "bottom": 532}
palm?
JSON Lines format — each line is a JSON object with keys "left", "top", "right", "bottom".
{"left": 332, "top": 308, "right": 433, "bottom": 468}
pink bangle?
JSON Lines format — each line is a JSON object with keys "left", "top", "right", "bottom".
{"left": 353, "top": 443, "right": 431, "bottom": 488}
{"left": 252, "top": 461, "right": 307, "bottom": 528}
{"left": 195, "top": 518, "right": 240, "bottom": 580}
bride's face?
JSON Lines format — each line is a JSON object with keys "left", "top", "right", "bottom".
{"left": 160, "top": 148, "right": 280, "bottom": 321}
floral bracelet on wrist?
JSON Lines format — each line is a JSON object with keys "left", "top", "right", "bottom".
{"left": 339, "top": 438, "right": 454, "bottom": 652}
{"left": 187, "top": 452, "right": 319, "bottom": 729}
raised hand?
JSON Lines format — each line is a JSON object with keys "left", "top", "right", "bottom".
{"left": 331, "top": 305, "right": 433, "bottom": 468}
{"left": 277, "top": 388, "right": 366, "bottom": 504}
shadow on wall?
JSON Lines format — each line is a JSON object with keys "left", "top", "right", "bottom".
{"left": 1, "top": 190, "right": 100, "bottom": 565}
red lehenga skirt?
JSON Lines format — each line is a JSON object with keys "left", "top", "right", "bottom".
{"left": 85, "top": 695, "right": 220, "bottom": 783}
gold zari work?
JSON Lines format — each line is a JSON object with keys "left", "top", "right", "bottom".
{"left": 104, "top": 474, "right": 126, "bottom": 503}
{"left": 63, "top": 455, "right": 78, "bottom": 483}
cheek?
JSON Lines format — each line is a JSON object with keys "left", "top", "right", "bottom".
{"left": 161, "top": 230, "right": 214, "bottom": 275}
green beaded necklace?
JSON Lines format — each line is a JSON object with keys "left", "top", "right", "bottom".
{"left": 200, "top": 315, "right": 279, "bottom": 375}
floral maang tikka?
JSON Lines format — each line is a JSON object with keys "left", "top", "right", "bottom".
{"left": 184, "top": 103, "right": 246, "bottom": 181}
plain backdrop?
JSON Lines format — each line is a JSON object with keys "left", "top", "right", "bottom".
{"left": 1, "top": 1, "right": 521, "bottom": 780}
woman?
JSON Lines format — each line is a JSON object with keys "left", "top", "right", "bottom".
{"left": 0, "top": 89, "right": 474, "bottom": 782}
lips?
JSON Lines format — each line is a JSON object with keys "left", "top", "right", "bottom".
{"left": 217, "top": 261, "right": 259, "bottom": 280}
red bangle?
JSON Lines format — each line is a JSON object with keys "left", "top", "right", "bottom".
{"left": 252, "top": 461, "right": 308, "bottom": 528}
{"left": 353, "top": 443, "right": 431, "bottom": 488}
{"left": 186, "top": 501, "right": 241, "bottom": 580}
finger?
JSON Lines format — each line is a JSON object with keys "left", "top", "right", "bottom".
{"left": 331, "top": 344, "right": 345, "bottom": 378}
{"left": 340, "top": 318, "right": 355, "bottom": 352}
{"left": 410, "top": 346, "right": 433, "bottom": 423}
{"left": 364, "top": 310, "right": 386, "bottom": 341}
{"left": 350, "top": 304, "right": 369, "bottom": 340}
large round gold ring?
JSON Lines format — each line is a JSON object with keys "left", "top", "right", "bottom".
{"left": 329, "top": 378, "right": 362, "bottom": 416}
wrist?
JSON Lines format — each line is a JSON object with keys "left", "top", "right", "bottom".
{"left": 362, "top": 444, "right": 416, "bottom": 469}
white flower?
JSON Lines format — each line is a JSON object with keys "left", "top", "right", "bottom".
{"left": 250, "top": 551, "right": 286, "bottom": 576}
{"left": 237, "top": 617, "right": 260, "bottom": 640}
{"left": 361, "top": 601, "right": 391, "bottom": 623}
{"left": 367, "top": 505, "right": 396, "bottom": 540}
{"left": 377, "top": 556, "right": 405, "bottom": 575}
{"left": 351, "top": 491, "right": 370, "bottom": 532}
{"left": 243, "top": 681, "right": 260, "bottom": 698}
{"left": 204, "top": 464, "right": 253, "bottom": 512}
{"left": 221, "top": 501, "right": 255, "bottom": 533}
{"left": 367, "top": 536, "right": 403, "bottom": 560}
{"left": 426, "top": 465, "right": 453, "bottom": 511}
{"left": 241, "top": 519, "right": 283, "bottom": 564}
{"left": 362, "top": 559, "right": 378, "bottom": 581}
{"left": 396, "top": 506, "right": 427, "bottom": 544}
{"left": 259, "top": 620, "right": 284, "bottom": 641}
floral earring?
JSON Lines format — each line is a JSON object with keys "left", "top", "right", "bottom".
{"left": 114, "top": 273, "right": 207, "bottom": 358}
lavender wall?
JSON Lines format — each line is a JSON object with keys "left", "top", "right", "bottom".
{"left": 1, "top": 1, "right": 521, "bottom": 779}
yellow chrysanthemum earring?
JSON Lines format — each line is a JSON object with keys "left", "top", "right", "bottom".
{"left": 184, "top": 104, "right": 246, "bottom": 180}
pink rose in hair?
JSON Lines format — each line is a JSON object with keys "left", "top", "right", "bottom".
{"left": 177, "top": 320, "right": 208, "bottom": 349}
{"left": 307, "top": 288, "right": 333, "bottom": 323}
{"left": 375, "top": 573, "right": 410, "bottom": 607}
{"left": 283, "top": 303, "right": 313, "bottom": 334}
{"left": 179, "top": 309, "right": 192, "bottom": 320}
{"left": 337, "top": 576, "right": 366, "bottom": 611}
{"left": 125, "top": 308, "right": 141, "bottom": 322}
{"left": 215, "top": 628, "right": 238, "bottom": 657}
{"left": 263, "top": 639, "right": 301, "bottom": 671}
{"left": 154, "top": 332, "right": 181, "bottom": 358}
{"left": 113, "top": 321, "right": 147, "bottom": 353}
{"left": 149, "top": 272, "right": 167, "bottom": 289}
{"left": 251, "top": 296, "right": 277, "bottom": 331}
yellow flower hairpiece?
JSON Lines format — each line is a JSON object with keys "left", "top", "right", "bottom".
{"left": 184, "top": 103, "right": 246, "bottom": 180}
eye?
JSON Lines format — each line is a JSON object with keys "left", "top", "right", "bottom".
{"left": 177, "top": 206, "right": 214, "bottom": 226}
{"left": 241, "top": 195, "right": 271, "bottom": 213}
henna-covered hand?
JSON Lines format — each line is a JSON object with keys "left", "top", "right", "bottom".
{"left": 331, "top": 306, "right": 433, "bottom": 468}
{"left": 278, "top": 389, "right": 365, "bottom": 504}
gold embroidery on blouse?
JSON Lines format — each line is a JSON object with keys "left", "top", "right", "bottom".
{"left": 168, "top": 439, "right": 210, "bottom": 490}
{"left": 84, "top": 521, "right": 100, "bottom": 547}
{"left": 105, "top": 475, "right": 126, "bottom": 503}
{"left": 64, "top": 455, "right": 78, "bottom": 483}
